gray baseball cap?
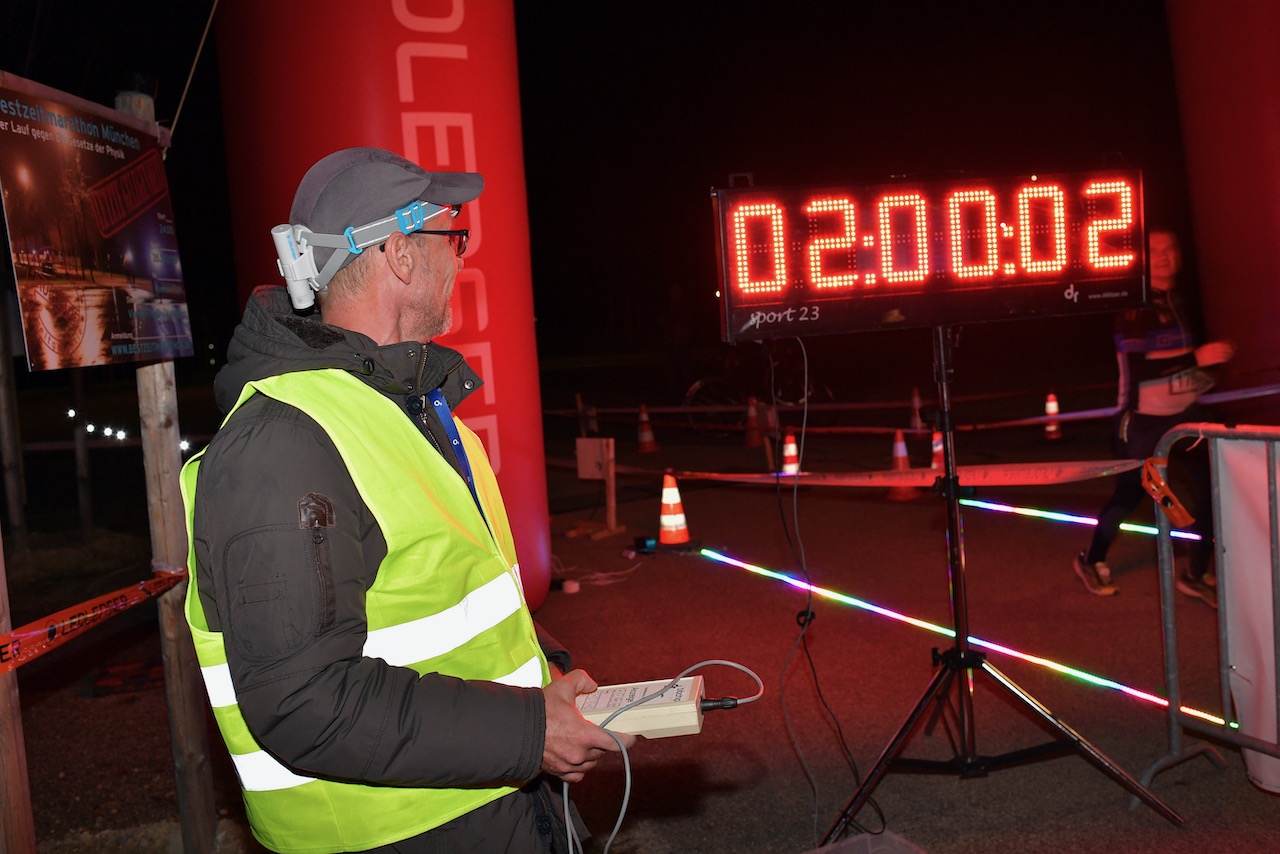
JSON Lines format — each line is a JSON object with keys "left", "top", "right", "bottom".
{"left": 289, "top": 147, "right": 484, "bottom": 281}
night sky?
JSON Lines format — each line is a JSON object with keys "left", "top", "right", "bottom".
{"left": 2, "top": 1, "right": 1188, "bottom": 397}
{"left": 518, "top": 2, "right": 1188, "bottom": 401}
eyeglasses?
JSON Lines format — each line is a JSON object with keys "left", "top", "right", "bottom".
{"left": 416, "top": 229, "right": 469, "bottom": 257}
{"left": 378, "top": 228, "right": 470, "bottom": 257}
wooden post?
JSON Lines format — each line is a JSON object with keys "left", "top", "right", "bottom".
{"left": 0, "top": 524, "right": 38, "bottom": 853}
{"left": 566, "top": 438, "right": 625, "bottom": 540}
{"left": 71, "top": 371, "right": 93, "bottom": 538}
{"left": 116, "top": 84, "right": 217, "bottom": 853}
{"left": 137, "top": 361, "right": 217, "bottom": 853}
{"left": 0, "top": 292, "right": 28, "bottom": 554}
{"left": 594, "top": 437, "right": 621, "bottom": 540}
{"left": 574, "top": 392, "right": 587, "bottom": 438}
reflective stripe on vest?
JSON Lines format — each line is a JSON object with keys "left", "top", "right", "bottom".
{"left": 181, "top": 369, "right": 547, "bottom": 852}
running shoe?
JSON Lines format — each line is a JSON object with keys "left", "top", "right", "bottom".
{"left": 1074, "top": 552, "right": 1117, "bottom": 596}
{"left": 1176, "top": 573, "right": 1218, "bottom": 609}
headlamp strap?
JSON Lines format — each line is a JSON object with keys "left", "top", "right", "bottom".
{"left": 274, "top": 201, "right": 454, "bottom": 309}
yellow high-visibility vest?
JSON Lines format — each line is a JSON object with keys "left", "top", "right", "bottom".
{"left": 181, "top": 368, "right": 547, "bottom": 853}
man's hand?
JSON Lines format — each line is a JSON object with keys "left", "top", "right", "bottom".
{"left": 541, "top": 669, "right": 637, "bottom": 782}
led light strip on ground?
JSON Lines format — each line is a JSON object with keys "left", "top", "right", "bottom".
{"left": 958, "top": 497, "right": 1202, "bottom": 540}
{"left": 700, "top": 548, "right": 1231, "bottom": 728}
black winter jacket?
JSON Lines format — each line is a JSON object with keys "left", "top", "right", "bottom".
{"left": 191, "top": 286, "right": 571, "bottom": 852}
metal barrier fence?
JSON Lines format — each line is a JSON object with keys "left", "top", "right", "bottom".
{"left": 1141, "top": 423, "right": 1280, "bottom": 795}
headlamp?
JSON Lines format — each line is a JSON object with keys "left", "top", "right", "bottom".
{"left": 272, "top": 200, "right": 454, "bottom": 311}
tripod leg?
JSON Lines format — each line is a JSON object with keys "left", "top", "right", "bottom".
{"left": 980, "top": 660, "right": 1184, "bottom": 826}
{"left": 922, "top": 667, "right": 962, "bottom": 751}
{"left": 822, "top": 660, "right": 958, "bottom": 844}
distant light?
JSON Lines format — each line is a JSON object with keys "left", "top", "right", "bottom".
{"left": 86, "top": 424, "right": 96, "bottom": 434}
{"left": 179, "top": 440, "right": 191, "bottom": 452}
{"left": 115, "top": 430, "right": 127, "bottom": 441}
{"left": 103, "top": 427, "right": 114, "bottom": 438}
{"left": 67, "top": 408, "right": 76, "bottom": 419}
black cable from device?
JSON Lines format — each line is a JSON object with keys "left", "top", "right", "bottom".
{"left": 565, "top": 661, "right": 765, "bottom": 854}
{"left": 700, "top": 697, "right": 740, "bottom": 712}
{"left": 770, "top": 337, "right": 887, "bottom": 845}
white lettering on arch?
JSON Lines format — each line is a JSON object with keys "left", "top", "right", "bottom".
{"left": 401, "top": 112, "right": 482, "bottom": 257}
{"left": 395, "top": 44, "right": 467, "bottom": 102}
{"left": 450, "top": 268, "right": 489, "bottom": 334}
{"left": 393, "top": 0, "right": 464, "bottom": 33}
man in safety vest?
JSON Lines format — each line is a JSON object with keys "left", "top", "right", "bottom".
{"left": 180, "top": 147, "right": 632, "bottom": 852}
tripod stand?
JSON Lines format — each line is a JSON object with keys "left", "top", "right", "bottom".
{"left": 822, "top": 326, "right": 1182, "bottom": 845}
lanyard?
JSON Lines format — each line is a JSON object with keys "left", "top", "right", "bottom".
{"left": 427, "top": 389, "right": 485, "bottom": 520}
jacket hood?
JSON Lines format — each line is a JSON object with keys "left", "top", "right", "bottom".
{"left": 213, "top": 286, "right": 480, "bottom": 414}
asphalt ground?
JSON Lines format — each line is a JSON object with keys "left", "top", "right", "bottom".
{"left": 534, "top": 397, "right": 1280, "bottom": 853}
{"left": 7, "top": 367, "right": 1280, "bottom": 852}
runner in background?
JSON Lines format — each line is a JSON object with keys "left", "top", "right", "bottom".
{"left": 1073, "top": 228, "right": 1234, "bottom": 606}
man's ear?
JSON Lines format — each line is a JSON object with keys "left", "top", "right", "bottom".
{"left": 382, "top": 232, "right": 415, "bottom": 285}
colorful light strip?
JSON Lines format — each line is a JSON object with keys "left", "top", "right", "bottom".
{"left": 700, "top": 548, "right": 1232, "bottom": 728}
{"left": 958, "top": 497, "right": 1202, "bottom": 541}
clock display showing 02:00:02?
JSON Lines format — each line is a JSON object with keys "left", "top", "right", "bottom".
{"left": 723, "top": 171, "right": 1142, "bottom": 296}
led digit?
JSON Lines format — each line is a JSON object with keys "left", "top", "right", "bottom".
{"left": 878, "top": 192, "right": 929, "bottom": 285}
{"left": 804, "top": 197, "right": 858, "bottom": 290}
{"left": 1016, "top": 183, "right": 1067, "bottom": 274}
{"left": 1083, "top": 180, "right": 1136, "bottom": 270}
{"left": 731, "top": 203, "right": 787, "bottom": 295}
{"left": 946, "top": 189, "right": 999, "bottom": 279}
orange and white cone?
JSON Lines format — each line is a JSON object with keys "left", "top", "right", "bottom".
{"left": 744, "top": 396, "right": 762, "bottom": 447}
{"left": 637, "top": 404, "right": 659, "bottom": 453}
{"left": 1044, "top": 392, "right": 1062, "bottom": 441}
{"left": 930, "top": 430, "right": 944, "bottom": 470}
{"left": 887, "top": 429, "right": 922, "bottom": 501}
{"left": 781, "top": 433, "right": 800, "bottom": 474}
{"left": 658, "top": 472, "right": 690, "bottom": 546}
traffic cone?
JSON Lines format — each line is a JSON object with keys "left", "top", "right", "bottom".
{"left": 637, "top": 405, "right": 659, "bottom": 452}
{"left": 887, "top": 429, "right": 923, "bottom": 501}
{"left": 930, "top": 430, "right": 944, "bottom": 470}
{"left": 1044, "top": 392, "right": 1062, "bottom": 441}
{"left": 781, "top": 432, "right": 800, "bottom": 474}
{"left": 744, "top": 397, "right": 762, "bottom": 447}
{"left": 911, "top": 387, "right": 925, "bottom": 432}
{"left": 658, "top": 472, "right": 691, "bottom": 547}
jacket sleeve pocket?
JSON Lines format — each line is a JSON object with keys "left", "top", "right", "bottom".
{"left": 223, "top": 495, "right": 338, "bottom": 663}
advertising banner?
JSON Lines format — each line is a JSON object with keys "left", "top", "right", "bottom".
{"left": 0, "top": 71, "right": 192, "bottom": 370}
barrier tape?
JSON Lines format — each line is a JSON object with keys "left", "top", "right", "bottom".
{"left": 662, "top": 459, "right": 1142, "bottom": 487}
{"left": 558, "top": 458, "right": 1146, "bottom": 488}
{"left": 552, "top": 382, "right": 1280, "bottom": 435}
{"left": 0, "top": 569, "right": 186, "bottom": 674}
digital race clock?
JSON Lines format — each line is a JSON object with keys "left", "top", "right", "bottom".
{"left": 711, "top": 169, "right": 1146, "bottom": 342}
